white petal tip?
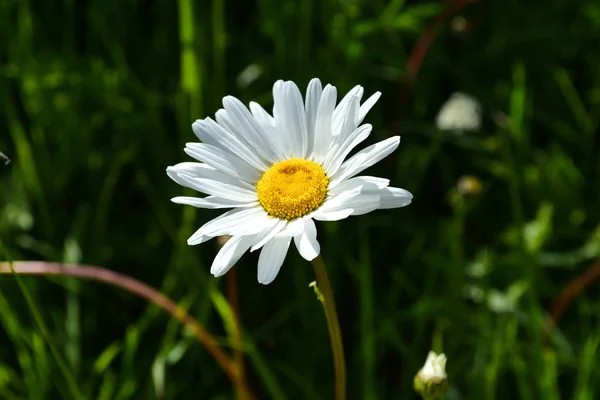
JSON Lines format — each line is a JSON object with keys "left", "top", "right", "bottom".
{"left": 305, "top": 252, "right": 319, "bottom": 261}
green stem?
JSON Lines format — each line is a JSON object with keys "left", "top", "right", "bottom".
{"left": 311, "top": 255, "right": 346, "bottom": 400}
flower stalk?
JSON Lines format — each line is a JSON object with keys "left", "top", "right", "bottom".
{"left": 0, "top": 261, "right": 254, "bottom": 399}
{"left": 311, "top": 255, "right": 346, "bottom": 400}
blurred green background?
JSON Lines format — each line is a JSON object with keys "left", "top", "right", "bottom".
{"left": 1, "top": 0, "right": 600, "bottom": 398}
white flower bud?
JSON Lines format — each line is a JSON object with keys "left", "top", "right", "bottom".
{"left": 414, "top": 351, "right": 448, "bottom": 400}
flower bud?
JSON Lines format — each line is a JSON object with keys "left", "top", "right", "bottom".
{"left": 414, "top": 351, "right": 448, "bottom": 400}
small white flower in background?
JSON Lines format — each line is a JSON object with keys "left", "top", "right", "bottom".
{"left": 414, "top": 351, "right": 448, "bottom": 400}
{"left": 236, "top": 64, "right": 263, "bottom": 89}
{"left": 167, "top": 78, "right": 412, "bottom": 284}
{"left": 436, "top": 92, "right": 481, "bottom": 132}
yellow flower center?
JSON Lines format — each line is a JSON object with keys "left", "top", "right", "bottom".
{"left": 256, "top": 158, "right": 329, "bottom": 220}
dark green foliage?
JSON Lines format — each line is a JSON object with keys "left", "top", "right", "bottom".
{"left": 1, "top": 0, "right": 599, "bottom": 398}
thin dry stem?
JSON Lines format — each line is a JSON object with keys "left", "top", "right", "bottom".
{"left": 0, "top": 261, "right": 254, "bottom": 398}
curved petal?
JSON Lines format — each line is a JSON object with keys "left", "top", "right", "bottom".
{"left": 311, "top": 209, "right": 354, "bottom": 221}
{"left": 191, "top": 119, "right": 224, "bottom": 149}
{"left": 277, "top": 218, "right": 306, "bottom": 237}
{"left": 257, "top": 237, "right": 292, "bottom": 285}
{"left": 357, "top": 91, "right": 381, "bottom": 125}
{"left": 330, "top": 136, "right": 400, "bottom": 188}
{"left": 221, "top": 96, "right": 279, "bottom": 163}
{"left": 310, "top": 188, "right": 360, "bottom": 221}
{"left": 332, "top": 85, "right": 363, "bottom": 137}
{"left": 167, "top": 163, "right": 255, "bottom": 191}
{"left": 273, "top": 81, "right": 308, "bottom": 158}
{"left": 249, "top": 101, "right": 285, "bottom": 160}
{"left": 250, "top": 219, "right": 287, "bottom": 251}
{"left": 210, "top": 235, "right": 255, "bottom": 277}
{"left": 293, "top": 219, "right": 320, "bottom": 261}
{"left": 328, "top": 176, "right": 389, "bottom": 196}
{"left": 337, "top": 94, "right": 361, "bottom": 144}
{"left": 187, "top": 227, "right": 213, "bottom": 245}
{"left": 348, "top": 195, "right": 381, "bottom": 215}
{"left": 313, "top": 84, "right": 337, "bottom": 164}
{"left": 176, "top": 175, "right": 257, "bottom": 201}
{"left": 311, "top": 188, "right": 380, "bottom": 220}
{"left": 305, "top": 78, "right": 323, "bottom": 158}
{"left": 324, "top": 124, "right": 372, "bottom": 176}
{"left": 196, "top": 207, "right": 276, "bottom": 238}
{"left": 185, "top": 143, "right": 261, "bottom": 183}
{"left": 202, "top": 117, "right": 269, "bottom": 171}
{"left": 378, "top": 186, "right": 413, "bottom": 209}
{"left": 172, "top": 196, "right": 258, "bottom": 209}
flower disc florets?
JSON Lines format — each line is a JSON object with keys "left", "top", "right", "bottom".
{"left": 256, "top": 158, "right": 328, "bottom": 220}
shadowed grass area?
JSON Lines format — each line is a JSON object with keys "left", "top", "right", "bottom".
{"left": 1, "top": 0, "right": 600, "bottom": 398}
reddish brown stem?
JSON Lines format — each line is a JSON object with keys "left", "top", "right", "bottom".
{"left": 0, "top": 261, "right": 254, "bottom": 398}
{"left": 549, "top": 259, "right": 600, "bottom": 326}
{"left": 406, "top": 0, "right": 477, "bottom": 81}
{"left": 396, "top": 0, "right": 478, "bottom": 119}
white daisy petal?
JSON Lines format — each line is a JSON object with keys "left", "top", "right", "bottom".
{"left": 294, "top": 219, "right": 320, "bottom": 261}
{"left": 310, "top": 189, "right": 360, "bottom": 221}
{"left": 274, "top": 81, "right": 308, "bottom": 158}
{"left": 277, "top": 218, "right": 306, "bottom": 237}
{"left": 257, "top": 237, "right": 292, "bottom": 285}
{"left": 201, "top": 117, "right": 269, "bottom": 171}
{"left": 348, "top": 194, "right": 381, "bottom": 215}
{"left": 250, "top": 219, "right": 288, "bottom": 252}
{"left": 187, "top": 227, "right": 212, "bottom": 245}
{"left": 321, "top": 187, "right": 380, "bottom": 215}
{"left": 319, "top": 187, "right": 363, "bottom": 211}
{"left": 357, "top": 91, "right": 381, "bottom": 125}
{"left": 338, "top": 94, "right": 360, "bottom": 143}
{"left": 305, "top": 78, "right": 323, "bottom": 158}
{"left": 328, "top": 176, "right": 389, "bottom": 196}
{"left": 312, "top": 181, "right": 381, "bottom": 219}
{"left": 378, "top": 186, "right": 413, "bottom": 209}
{"left": 272, "top": 80, "right": 294, "bottom": 156}
{"left": 176, "top": 175, "right": 257, "bottom": 201}
{"left": 191, "top": 119, "right": 223, "bottom": 149}
{"left": 313, "top": 84, "right": 337, "bottom": 163}
{"left": 185, "top": 143, "right": 261, "bottom": 183}
{"left": 167, "top": 163, "right": 255, "bottom": 191}
{"left": 332, "top": 85, "right": 363, "bottom": 137}
{"left": 330, "top": 136, "right": 400, "bottom": 188}
{"left": 311, "top": 208, "right": 354, "bottom": 221}
{"left": 324, "top": 94, "right": 360, "bottom": 171}
{"left": 324, "top": 123, "right": 372, "bottom": 176}
{"left": 250, "top": 101, "right": 275, "bottom": 130}
{"left": 210, "top": 235, "right": 255, "bottom": 277}
{"left": 221, "top": 96, "right": 280, "bottom": 163}
{"left": 249, "top": 101, "right": 286, "bottom": 160}
{"left": 172, "top": 196, "right": 259, "bottom": 209}
{"left": 214, "top": 108, "right": 277, "bottom": 164}
{"left": 197, "top": 207, "right": 276, "bottom": 238}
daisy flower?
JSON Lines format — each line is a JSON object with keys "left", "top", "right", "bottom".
{"left": 167, "top": 79, "right": 412, "bottom": 284}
